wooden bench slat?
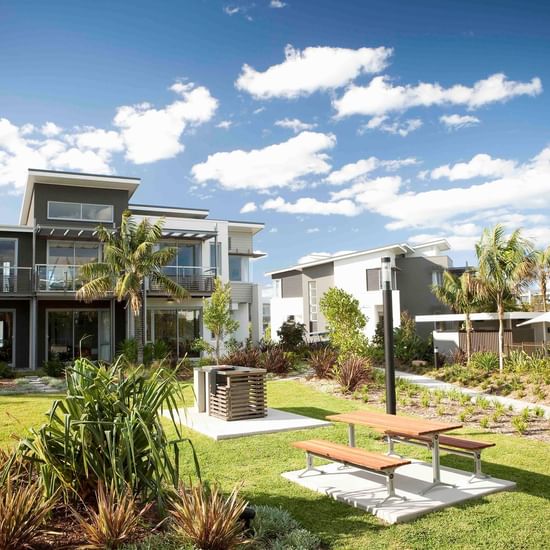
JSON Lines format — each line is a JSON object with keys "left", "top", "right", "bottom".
{"left": 292, "top": 440, "right": 411, "bottom": 471}
{"left": 388, "top": 432, "right": 495, "bottom": 450}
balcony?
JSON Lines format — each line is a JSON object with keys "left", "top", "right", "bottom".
{"left": 149, "top": 266, "right": 217, "bottom": 295}
{"left": 36, "top": 264, "right": 85, "bottom": 292}
{"left": 0, "top": 267, "right": 33, "bottom": 295}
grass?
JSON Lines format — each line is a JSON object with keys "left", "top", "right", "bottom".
{"left": 1, "top": 382, "right": 550, "bottom": 549}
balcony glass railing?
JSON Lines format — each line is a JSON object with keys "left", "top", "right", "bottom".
{"left": 0, "top": 267, "right": 33, "bottom": 294}
{"left": 150, "top": 266, "right": 217, "bottom": 294}
{"left": 36, "top": 264, "right": 85, "bottom": 292}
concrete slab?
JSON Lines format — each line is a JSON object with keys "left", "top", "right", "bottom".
{"left": 283, "top": 461, "right": 516, "bottom": 524}
{"left": 166, "top": 407, "right": 331, "bottom": 441}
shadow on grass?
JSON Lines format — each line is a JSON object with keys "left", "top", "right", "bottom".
{"left": 276, "top": 406, "right": 340, "bottom": 421}
{"left": 439, "top": 453, "right": 550, "bottom": 501}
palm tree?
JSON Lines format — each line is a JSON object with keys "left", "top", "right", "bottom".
{"left": 432, "top": 270, "right": 480, "bottom": 364}
{"left": 531, "top": 247, "right": 550, "bottom": 312}
{"left": 76, "top": 211, "right": 189, "bottom": 363}
{"left": 475, "top": 225, "right": 533, "bottom": 373}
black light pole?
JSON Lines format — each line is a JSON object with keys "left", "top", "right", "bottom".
{"left": 381, "top": 256, "right": 396, "bottom": 415}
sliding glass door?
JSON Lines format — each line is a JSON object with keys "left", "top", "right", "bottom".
{"left": 147, "top": 308, "right": 201, "bottom": 358}
{"left": 47, "top": 310, "right": 111, "bottom": 362}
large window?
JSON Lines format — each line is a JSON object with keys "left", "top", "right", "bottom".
{"left": 48, "top": 241, "right": 100, "bottom": 265}
{"left": 146, "top": 308, "right": 201, "bottom": 358}
{"left": 210, "top": 243, "right": 221, "bottom": 275}
{"left": 366, "top": 268, "right": 397, "bottom": 290}
{"left": 0, "top": 310, "right": 15, "bottom": 366}
{"left": 48, "top": 201, "right": 114, "bottom": 222}
{"left": 308, "top": 281, "right": 318, "bottom": 333}
{"left": 0, "top": 239, "right": 17, "bottom": 267}
{"left": 47, "top": 309, "right": 111, "bottom": 362}
{"left": 229, "top": 255, "right": 242, "bottom": 281}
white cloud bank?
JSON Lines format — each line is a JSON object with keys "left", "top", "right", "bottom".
{"left": 362, "top": 116, "right": 422, "bottom": 137}
{"left": 236, "top": 44, "right": 392, "bottom": 99}
{"left": 333, "top": 73, "right": 542, "bottom": 118}
{"left": 325, "top": 156, "right": 417, "bottom": 185}
{"left": 262, "top": 196, "right": 361, "bottom": 216}
{"left": 240, "top": 201, "right": 257, "bottom": 213}
{"left": 0, "top": 81, "right": 218, "bottom": 190}
{"left": 191, "top": 131, "right": 336, "bottom": 190}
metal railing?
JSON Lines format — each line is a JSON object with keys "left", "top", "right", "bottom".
{"left": 0, "top": 267, "right": 33, "bottom": 294}
{"left": 35, "top": 264, "right": 85, "bottom": 292}
{"left": 150, "top": 266, "right": 217, "bottom": 294}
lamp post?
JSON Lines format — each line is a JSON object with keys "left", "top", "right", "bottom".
{"left": 381, "top": 257, "right": 396, "bottom": 415}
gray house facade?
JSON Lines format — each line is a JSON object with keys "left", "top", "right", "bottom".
{"left": 0, "top": 169, "right": 264, "bottom": 370}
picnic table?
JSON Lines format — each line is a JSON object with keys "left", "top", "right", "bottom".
{"left": 327, "top": 410, "right": 462, "bottom": 494}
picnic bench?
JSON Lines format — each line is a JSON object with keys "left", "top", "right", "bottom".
{"left": 292, "top": 439, "right": 411, "bottom": 504}
{"left": 385, "top": 432, "right": 495, "bottom": 479}
{"left": 327, "top": 411, "right": 464, "bottom": 494}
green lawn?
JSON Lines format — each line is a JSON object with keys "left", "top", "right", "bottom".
{"left": 1, "top": 381, "right": 550, "bottom": 549}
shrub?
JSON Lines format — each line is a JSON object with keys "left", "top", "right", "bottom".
{"left": 307, "top": 347, "right": 338, "bottom": 379}
{"left": 393, "top": 312, "right": 433, "bottom": 364}
{"left": 511, "top": 416, "right": 527, "bottom": 434}
{"left": 270, "top": 528, "right": 321, "bottom": 550}
{"left": 169, "top": 483, "right": 248, "bottom": 550}
{"left": 276, "top": 320, "right": 306, "bottom": 352}
{"left": 251, "top": 505, "right": 300, "bottom": 543}
{"left": 223, "top": 346, "right": 262, "bottom": 369}
{"left": 533, "top": 406, "right": 545, "bottom": 418}
{"left": 18, "top": 358, "right": 199, "bottom": 509}
{"left": 0, "top": 361, "right": 15, "bottom": 379}
{"left": 261, "top": 346, "right": 293, "bottom": 375}
{"left": 73, "top": 483, "right": 150, "bottom": 549}
{"left": 334, "top": 355, "right": 371, "bottom": 393}
{"left": 0, "top": 476, "right": 56, "bottom": 550}
{"left": 42, "top": 356, "right": 66, "bottom": 377}
{"left": 144, "top": 340, "right": 172, "bottom": 364}
{"left": 480, "top": 416, "right": 490, "bottom": 429}
{"left": 420, "top": 391, "right": 431, "bottom": 408}
{"left": 469, "top": 352, "right": 499, "bottom": 372}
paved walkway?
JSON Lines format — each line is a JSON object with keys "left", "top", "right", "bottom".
{"left": 391, "top": 368, "right": 550, "bottom": 419}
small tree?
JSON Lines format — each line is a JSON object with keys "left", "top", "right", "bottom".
{"left": 201, "top": 278, "right": 239, "bottom": 364}
{"left": 319, "top": 287, "right": 367, "bottom": 361}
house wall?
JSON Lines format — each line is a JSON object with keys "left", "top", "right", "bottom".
{"left": 0, "top": 299, "right": 30, "bottom": 369}
{"left": 396, "top": 255, "right": 452, "bottom": 337}
{"left": 333, "top": 253, "right": 401, "bottom": 339}
{"left": 301, "top": 263, "right": 334, "bottom": 334}
{"left": 228, "top": 230, "right": 253, "bottom": 254}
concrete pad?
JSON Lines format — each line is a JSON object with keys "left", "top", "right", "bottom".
{"left": 283, "top": 461, "right": 516, "bottom": 524}
{"left": 166, "top": 407, "right": 331, "bottom": 441}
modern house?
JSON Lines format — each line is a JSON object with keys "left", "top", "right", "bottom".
{"left": 267, "top": 240, "right": 457, "bottom": 341}
{"left": 0, "top": 169, "right": 264, "bottom": 370}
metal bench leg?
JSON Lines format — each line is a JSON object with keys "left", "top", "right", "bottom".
{"left": 377, "top": 471, "right": 407, "bottom": 507}
{"left": 420, "top": 434, "right": 455, "bottom": 495}
{"left": 299, "top": 452, "right": 325, "bottom": 478}
{"left": 468, "top": 451, "right": 490, "bottom": 483}
{"left": 385, "top": 435, "right": 403, "bottom": 458}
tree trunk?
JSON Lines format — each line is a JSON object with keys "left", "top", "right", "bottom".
{"left": 542, "top": 277, "right": 547, "bottom": 313}
{"left": 215, "top": 333, "right": 220, "bottom": 365}
{"left": 134, "top": 311, "right": 144, "bottom": 365}
{"left": 497, "top": 302, "right": 505, "bottom": 374}
{"left": 465, "top": 313, "right": 472, "bottom": 365}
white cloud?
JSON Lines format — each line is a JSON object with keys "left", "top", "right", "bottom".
{"left": 191, "top": 131, "right": 336, "bottom": 190}
{"left": 253, "top": 107, "right": 266, "bottom": 115}
{"left": 40, "top": 122, "right": 63, "bottom": 137}
{"left": 262, "top": 195, "right": 361, "bottom": 216}
{"left": 240, "top": 201, "right": 257, "bottom": 213}
{"left": 216, "top": 120, "right": 233, "bottom": 129}
{"left": 274, "top": 118, "right": 317, "bottom": 133}
{"left": 236, "top": 44, "right": 392, "bottom": 99}
{"left": 306, "top": 227, "right": 320, "bottom": 233}
{"left": 68, "top": 128, "right": 125, "bottom": 154}
{"left": 270, "top": 0, "right": 286, "bottom": 7}
{"left": 224, "top": 5, "right": 242, "bottom": 15}
{"left": 114, "top": 82, "right": 218, "bottom": 164}
{"left": 338, "top": 146, "right": 550, "bottom": 231}
{"left": 430, "top": 153, "right": 516, "bottom": 181}
{"left": 362, "top": 116, "right": 422, "bottom": 137}
{"left": 440, "top": 113, "right": 480, "bottom": 129}
{"left": 333, "top": 73, "right": 542, "bottom": 118}
{"left": 326, "top": 157, "right": 417, "bottom": 185}
{"left": 269, "top": 227, "right": 278, "bottom": 233}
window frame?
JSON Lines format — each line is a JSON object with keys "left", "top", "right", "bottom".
{"left": 0, "top": 238, "right": 18, "bottom": 267}
{"left": 47, "top": 201, "right": 114, "bottom": 223}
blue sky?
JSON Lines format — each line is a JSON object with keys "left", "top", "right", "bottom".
{"left": 1, "top": 0, "right": 550, "bottom": 285}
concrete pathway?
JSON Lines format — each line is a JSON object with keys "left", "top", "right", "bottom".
{"left": 23, "top": 376, "right": 59, "bottom": 393}
{"left": 391, "top": 368, "right": 550, "bottom": 419}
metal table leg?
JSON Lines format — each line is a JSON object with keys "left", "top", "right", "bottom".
{"left": 348, "top": 423, "right": 356, "bottom": 447}
{"left": 420, "top": 433, "right": 455, "bottom": 495}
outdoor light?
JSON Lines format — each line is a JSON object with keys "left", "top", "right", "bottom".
{"left": 381, "top": 257, "right": 396, "bottom": 415}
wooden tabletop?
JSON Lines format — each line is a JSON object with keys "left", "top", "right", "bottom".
{"left": 327, "top": 410, "right": 462, "bottom": 437}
